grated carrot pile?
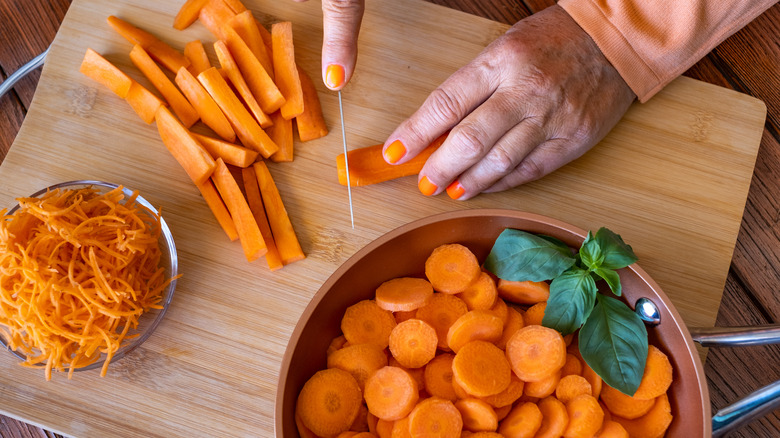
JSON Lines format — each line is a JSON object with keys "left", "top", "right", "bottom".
{"left": 0, "top": 185, "right": 176, "bottom": 380}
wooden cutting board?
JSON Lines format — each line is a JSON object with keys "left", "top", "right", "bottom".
{"left": 0, "top": 0, "right": 766, "bottom": 436}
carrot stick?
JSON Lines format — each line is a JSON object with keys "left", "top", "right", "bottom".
{"left": 327, "top": 343, "right": 388, "bottom": 391}
{"left": 254, "top": 18, "right": 273, "bottom": 54}
{"left": 125, "top": 80, "right": 166, "bottom": 124}
{"left": 184, "top": 40, "right": 212, "bottom": 76}
{"left": 610, "top": 393, "right": 672, "bottom": 438}
{"left": 252, "top": 161, "right": 305, "bottom": 263}
{"left": 337, "top": 132, "right": 448, "bottom": 186}
{"left": 423, "top": 353, "right": 457, "bottom": 401}
{"left": 497, "top": 402, "right": 543, "bottom": 438}
{"left": 213, "top": 40, "right": 272, "bottom": 128}
{"left": 210, "top": 158, "right": 267, "bottom": 262}
{"left": 631, "top": 345, "right": 673, "bottom": 400}
{"left": 425, "top": 243, "right": 482, "bottom": 294}
{"left": 408, "top": 398, "right": 463, "bottom": 437}
{"left": 496, "top": 305, "right": 524, "bottom": 350}
{"left": 297, "top": 368, "right": 363, "bottom": 437}
{"left": 221, "top": 0, "right": 247, "bottom": 13}
{"left": 130, "top": 45, "right": 200, "bottom": 128}
{"left": 193, "top": 132, "right": 258, "bottom": 168}
{"left": 455, "top": 398, "right": 498, "bottom": 433}
{"left": 79, "top": 48, "right": 133, "bottom": 98}
{"left": 452, "top": 340, "right": 512, "bottom": 397}
{"left": 173, "top": 0, "right": 209, "bottom": 30}
{"left": 446, "top": 310, "right": 504, "bottom": 353}
{"left": 555, "top": 374, "right": 593, "bottom": 404}
{"left": 388, "top": 319, "right": 438, "bottom": 369}
{"left": 228, "top": 10, "right": 273, "bottom": 78}
{"left": 457, "top": 271, "right": 498, "bottom": 311}
{"left": 175, "top": 67, "right": 236, "bottom": 141}
{"left": 198, "top": 0, "right": 236, "bottom": 41}
{"left": 375, "top": 277, "right": 434, "bottom": 312}
{"left": 505, "top": 325, "right": 567, "bottom": 382}
{"left": 268, "top": 111, "right": 294, "bottom": 162}
{"left": 534, "top": 396, "right": 570, "bottom": 438}
{"left": 154, "top": 106, "right": 216, "bottom": 185}
{"left": 196, "top": 177, "right": 238, "bottom": 241}
{"left": 197, "top": 67, "right": 279, "bottom": 158}
{"left": 295, "top": 65, "right": 329, "bottom": 141}
{"left": 223, "top": 24, "right": 285, "bottom": 114}
{"left": 341, "top": 299, "right": 396, "bottom": 349}
{"left": 480, "top": 373, "right": 525, "bottom": 409}
{"left": 364, "top": 366, "right": 420, "bottom": 421}
{"left": 107, "top": 16, "right": 190, "bottom": 73}
{"left": 599, "top": 384, "right": 655, "bottom": 420}
{"left": 271, "top": 21, "right": 304, "bottom": 120}
{"left": 241, "top": 166, "right": 283, "bottom": 271}
{"left": 562, "top": 394, "right": 605, "bottom": 438}
{"left": 415, "top": 293, "right": 468, "bottom": 351}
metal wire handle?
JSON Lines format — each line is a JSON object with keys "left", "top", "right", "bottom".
{"left": 0, "top": 46, "right": 49, "bottom": 100}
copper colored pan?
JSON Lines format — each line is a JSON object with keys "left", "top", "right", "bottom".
{"left": 276, "top": 209, "right": 780, "bottom": 437}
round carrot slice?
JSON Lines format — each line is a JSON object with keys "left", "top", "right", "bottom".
{"left": 408, "top": 397, "right": 463, "bottom": 437}
{"left": 425, "top": 243, "right": 482, "bottom": 294}
{"left": 364, "top": 366, "right": 419, "bottom": 421}
{"left": 452, "top": 341, "right": 512, "bottom": 397}
{"left": 563, "top": 394, "right": 605, "bottom": 438}
{"left": 297, "top": 368, "right": 363, "bottom": 437}
{"left": 416, "top": 293, "right": 469, "bottom": 350}
{"left": 535, "top": 396, "right": 570, "bottom": 438}
{"left": 376, "top": 277, "right": 434, "bottom": 312}
{"left": 595, "top": 420, "right": 629, "bottom": 438}
{"left": 599, "top": 384, "right": 655, "bottom": 420}
{"left": 611, "top": 393, "right": 673, "bottom": 438}
{"left": 446, "top": 310, "right": 504, "bottom": 353}
{"left": 496, "top": 306, "right": 524, "bottom": 350}
{"left": 523, "top": 370, "right": 562, "bottom": 399}
{"left": 505, "top": 325, "right": 567, "bottom": 382}
{"left": 327, "top": 343, "right": 389, "bottom": 390}
{"left": 555, "top": 374, "right": 593, "bottom": 404}
{"left": 457, "top": 271, "right": 498, "bottom": 311}
{"left": 341, "top": 299, "right": 397, "bottom": 348}
{"left": 498, "top": 402, "right": 543, "bottom": 438}
{"left": 480, "top": 373, "right": 524, "bottom": 408}
{"left": 424, "top": 353, "right": 458, "bottom": 401}
{"left": 388, "top": 318, "right": 438, "bottom": 368}
{"left": 454, "top": 398, "right": 498, "bottom": 433}
{"left": 632, "top": 345, "right": 673, "bottom": 400}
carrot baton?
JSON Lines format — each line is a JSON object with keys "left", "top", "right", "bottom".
{"left": 213, "top": 40, "right": 272, "bottom": 128}
{"left": 267, "top": 111, "right": 294, "bottom": 162}
{"left": 173, "top": 0, "right": 209, "bottom": 30}
{"left": 125, "top": 80, "right": 166, "bottom": 124}
{"left": 241, "top": 166, "right": 284, "bottom": 271}
{"left": 252, "top": 161, "right": 305, "bottom": 264}
{"left": 295, "top": 65, "right": 329, "bottom": 142}
{"left": 79, "top": 48, "right": 133, "bottom": 98}
{"left": 228, "top": 10, "right": 274, "bottom": 78}
{"left": 175, "top": 66, "right": 236, "bottom": 141}
{"left": 107, "top": 15, "right": 190, "bottom": 73}
{"left": 198, "top": 0, "right": 236, "bottom": 41}
{"left": 191, "top": 132, "right": 258, "bottom": 168}
{"left": 196, "top": 177, "right": 239, "bottom": 241}
{"left": 154, "top": 106, "right": 216, "bottom": 185}
{"left": 223, "top": 24, "right": 285, "bottom": 114}
{"left": 271, "top": 21, "right": 304, "bottom": 120}
{"left": 184, "top": 40, "right": 212, "bottom": 76}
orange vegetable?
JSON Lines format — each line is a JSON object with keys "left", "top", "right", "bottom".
{"left": 337, "top": 133, "right": 448, "bottom": 186}
{"left": 198, "top": 0, "right": 236, "bottom": 41}
{"left": 271, "top": 21, "right": 304, "bottom": 119}
{"left": 252, "top": 161, "right": 305, "bottom": 264}
{"left": 523, "top": 302, "right": 547, "bottom": 327}
{"left": 341, "top": 300, "right": 397, "bottom": 349}
{"left": 295, "top": 65, "right": 329, "bottom": 142}
{"left": 295, "top": 409, "right": 321, "bottom": 438}
{"left": 79, "top": 48, "right": 132, "bottom": 98}
{"left": 254, "top": 17, "right": 273, "bottom": 52}
{"left": 364, "top": 366, "right": 420, "bottom": 421}
{"left": 213, "top": 40, "right": 272, "bottom": 128}
{"left": 228, "top": 10, "right": 273, "bottom": 78}
{"left": 479, "top": 373, "right": 524, "bottom": 409}
{"left": 494, "top": 405, "right": 512, "bottom": 423}
{"left": 184, "top": 40, "right": 212, "bottom": 76}
{"left": 351, "top": 404, "right": 370, "bottom": 433}
{"left": 423, "top": 353, "right": 457, "bottom": 402}
{"left": 192, "top": 132, "right": 258, "bottom": 168}
{"left": 555, "top": 375, "right": 593, "bottom": 404}
{"left": 610, "top": 393, "right": 672, "bottom": 438}
{"left": 457, "top": 271, "right": 498, "bottom": 311}
{"left": 375, "top": 277, "right": 434, "bottom": 312}
{"left": 595, "top": 421, "right": 629, "bottom": 438}
{"left": 175, "top": 67, "right": 236, "bottom": 141}
{"left": 241, "top": 167, "right": 283, "bottom": 271}
{"left": 173, "top": 0, "right": 209, "bottom": 30}
{"left": 562, "top": 394, "right": 604, "bottom": 438}
{"left": 632, "top": 345, "right": 673, "bottom": 400}
{"left": 375, "top": 419, "right": 394, "bottom": 438}
{"left": 415, "top": 293, "right": 468, "bottom": 351}
{"left": 125, "top": 80, "right": 166, "bottom": 124}
{"left": 390, "top": 416, "right": 412, "bottom": 438}
{"left": 452, "top": 341, "right": 512, "bottom": 397}
{"left": 268, "top": 111, "right": 294, "bottom": 162}
{"left": 327, "top": 343, "right": 388, "bottom": 391}
{"left": 496, "top": 306, "right": 524, "bottom": 350}
{"left": 221, "top": 0, "right": 247, "bottom": 14}
{"left": 505, "top": 325, "right": 567, "bottom": 382}
{"left": 581, "top": 360, "right": 603, "bottom": 399}
{"left": 154, "top": 106, "right": 216, "bottom": 185}
{"left": 487, "top": 295, "right": 509, "bottom": 324}
{"left": 223, "top": 24, "right": 285, "bottom": 114}
{"left": 388, "top": 319, "right": 438, "bottom": 369}
{"left": 210, "top": 158, "right": 267, "bottom": 262}
{"left": 107, "top": 15, "right": 190, "bottom": 73}
{"left": 455, "top": 398, "right": 498, "bottom": 433}
{"left": 196, "top": 178, "right": 239, "bottom": 241}
{"left": 394, "top": 310, "right": 417, "bottom": 324}
{"left": 425, "top": 243, "right": 482, "bottom": 294}
{"left": 498, "top": 402, "right": 543, "bottom": 438}
{"left": 408, "top": 397, "right": 463, "bottom": 437}
{"left": 535, "top": 396, "right": 570, "bottom": 438}
{"left": 496, "top": 279, "right": 550, "bottom": 305}
{"left": 446, "top": 310, "right": 504, "bottom": 353}
{"left": 297, "top": 368, "right": 363, "bottom": 437}
{"left": 523, "top": 370, "right": 562, "bottom": 399}
{"left": 327, "top": 335, "right": 349, "bottom": 357}
{"left": 599, "top": 384, "right": 654, "bottom": 420}
{"left": 388, "top": 356, "right": 426, "bottom": 393}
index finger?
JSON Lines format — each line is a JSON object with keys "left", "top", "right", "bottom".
{"left": 321, "top": 0, "right": 365, "bottom": 90}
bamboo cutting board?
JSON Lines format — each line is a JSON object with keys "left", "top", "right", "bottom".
{"left": 0, "top": 0, "right": 766, "bottom": 436}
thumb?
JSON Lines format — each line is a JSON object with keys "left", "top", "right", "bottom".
{"left": 321, "top": 0, "right": 364, "bottom": 90}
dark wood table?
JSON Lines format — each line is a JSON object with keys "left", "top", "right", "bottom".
{"left": 1, "top": 0, "right": 778, "bottom": 436}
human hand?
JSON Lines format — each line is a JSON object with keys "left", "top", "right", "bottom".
{"left": 380, "top": 5, "right": 637, "bottom": 200}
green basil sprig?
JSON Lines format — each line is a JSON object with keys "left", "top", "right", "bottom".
{"left": 484, "top": 227, "right": 648, "bottom": 396}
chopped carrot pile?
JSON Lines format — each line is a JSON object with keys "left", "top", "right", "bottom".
{"left": 296, "top": 242, "right": 676, "bottom": 437}
{"left": 0, "top": 185, "right": 177, "bottom": 380}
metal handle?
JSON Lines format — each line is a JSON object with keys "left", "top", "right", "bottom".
{"left": 689, "top": 324, "right": 780, "bottom": 347}
{"left": 0, "top": 46, "right": 49, "bottom": 100}
{"left": 712, "top": 380, "right": 780, "bottom": 437}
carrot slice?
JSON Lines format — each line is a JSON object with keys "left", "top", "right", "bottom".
{"left": 154, "top": 106, "right": 216, "bottom": 185}
{"left": 228, "top": 10, "right": 273, "bottom": 77}
{"left": 79, "top": 48, "right": 133, "bottom": 98}
{"left": 297, "top": 368, "right": 363, "bottom": 437}
{"left": 197, "top": 67, "right": 279, "bottom": 158}
{"left": 505, "top": 325, "right": 567, "bottom": 382}
{"left": 408, "top": 397, "right": 463, "bottom": 437}
{"left": 555, "top": 375, "right": 593, "bottom": 404}
{"left": 327, "top": 335, "right": 349, "bottom": 357}
{"left": 252, "top": 161, "right": 305, "bottom": 264}
{"left": 523, "top": 370, "right": 562, "bottom": 399}
{"left": 599, "top": 384, "right": 655, "bottom": 420}
{"left": 176, "top": 67, "right": 236, "bottom": 141}
{"left": 487, "top": 295, "right": 509, "bottom": 324}
{"left": 563, "top": 394, "right": 604, "bottom": 438}
{"left": 498, "top": 402, "right": 543, "bottom": 438}
{"left": 173, "top": 0, "right": 209, "bottom": 30}
{"left": 388, "top": 319, "right": 438, "bottom": 369}
{"left": 376, "top": 419, "right": 394, "bottom": 438}
{"left": 581, "top": 359, "right": 603, "bottom": 399}
{"left": 376, "top": 277, "right": 434, "bottom": 312}
{"left": 295, "top": 65, "right": 329, "bottom": 141}
{"left": 125, "top": 80, "right": 166, "bottom": 124}
{"left": 192, "top": 132, "right": 258, "bottom": 168}
{"left": 268, "top": 111, "right": 294, "bottom": 162}
{"left": 497, "top": 279, "right": 550, "bottom": 305}
{"left": 223, "top": 24, "right": 285, "bottom": 114}
{"left": 494, "top": 405, "right": 512, "bottom": 423}
{"left": 561, "top": 353, "right": 583, "bottom": 378}
{"left": 425, "top": 243, "right": 481, "bottom": 294}
{"left": 341, "top": 300, "right": 396, "bottom": 348}
{"left": 351, "top": 404, "right": 370, "bottom": 433}
{"left": 452, "top": 341, "right": 512, "bottom": 397}
{"left": 388, "top": 356, "right": 426, "bottom": 393}
{"left": 213, "top": 40, "right": 272, "bottom": 128}
{"left": 295, "top": 409, "right": 321, "bottom": 438}
{"left": 446, "top": 310, "right": 504, "bottom": 353}
{"left": 107, "top": 16, "right": 190, "bottom": 73}
{"left": 632, "top": 345, "right": 673, "bottom": 400}
{"left": 337, "top": 133, "right": 448, "bottom": 186}
{"left": 457, "top": 271, "right": 498, "bottom": 311}
{"left": 455, "top": 398, "right": 498, "bottom": 433}
{"left": 210, "top": 158, "right": 267, "bottom": 262}
{"left": 523, "top": 302, "right": 547, "bottom": 327}
{"left": 390, "top": 416, "right": 411, "bottom": 438}
{"left": 423, "top": 353, "right": 457, "bottom": 401}
{"left": 241, "top": 166, "right": 284, "bottom": 271}
{"left": 595, "top": 421, "right": 629, "bottom": 438}
{"left": 327, "top": 343, "right": 388, "bottom": 391}
{"left": 496, "top": 305, "right": 524, "bottom": 350}
{"left": 394, "top": 309, "right": 417, "bottom": 324}
{"left": 479, "top": 373, "right": 524, "bottom": 408}
{"left": 196, "top": 177, "right": 238, "bottom": 241}
{"left": 535, "top": 396, "right": 570, "bottom": 438}
{"left": 415, "top": 293, "right": 468, "bottom": 351}
{"left": 610, "top": 393, "right": 672, "bottom": 438}
{"left": 184, "top": 40, "right": 212, "bottom": 76}
{"left": 271, "top": 21, "right": 304, "bottom": 119}
{"left": 198, "top": 0, "right": 236, "bottom": 41}
{"left": 364, "top": 366, "right": 419, "bottom": 421}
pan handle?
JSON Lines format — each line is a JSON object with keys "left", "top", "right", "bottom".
{"left": 688, "top": 324, "right": 780, "bottom": 347}
{"left": 712, "top": 380, "right": 780, "bottom": 437}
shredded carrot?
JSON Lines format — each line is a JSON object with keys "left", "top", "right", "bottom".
{"left": 0, "top": 185, "right": 177, "bottom": 380}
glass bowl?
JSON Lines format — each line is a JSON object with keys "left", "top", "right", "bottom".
{"left": 0, "top": 180, "right": 178, "bottom": 376}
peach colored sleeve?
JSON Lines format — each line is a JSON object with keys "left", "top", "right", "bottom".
{"left": 558, "top": 0, "right": 777, "bottom": 102}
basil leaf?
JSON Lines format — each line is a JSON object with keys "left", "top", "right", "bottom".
{"left": 579, "top": 294, "right": 648, "bottom": 396}
{"left": 542, "top": 267, "right": 597, "bottom": 335}
{"left": 595, "top": 267, "right": 622, "bottom": 296}
{"left": 580, "top": 233, "right": 604, "bottom": 271}
{"left": 594, "top": 228, "right": 638, "bottom": 270}
{"left": 485, "top": 229, "right": 576, "bottom": 282}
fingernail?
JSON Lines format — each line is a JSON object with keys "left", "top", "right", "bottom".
{"left": 418, "top": 175, "right": 438, "bottom": 196}
{"left": 325, "top": 64, "right": 345, "bottom": 89}
{"left": 446, "top": 180, "right": 465, "bottom": 199}
{"left": 383, "top": 140, "right": 406, "bottom": 164}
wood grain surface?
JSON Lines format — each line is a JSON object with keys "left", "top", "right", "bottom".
{"left": 0, "top": 0, "right": 778, "bottom": 437}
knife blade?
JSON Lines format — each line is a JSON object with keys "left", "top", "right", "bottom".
{"left": 338, "top": 90, "right": 355, "bottom": 228}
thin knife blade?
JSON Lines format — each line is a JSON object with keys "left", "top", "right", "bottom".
{"left": 338, "top": 90, "right": 355, "bottom": 228}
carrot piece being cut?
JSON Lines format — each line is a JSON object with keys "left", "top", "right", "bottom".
{"left": 408, "top": 397, "right": 463, "bottom": 437}
{"left": 173, "top": 0, "right": 209, "bottom": 30}
{"left": 505, "top": 325, "right": 567, "bottom": 382}
{"left": 454, "top": 398, "right": 498, "bottom": 433}
{"left": 176, "top": 67, "right": 236, "bottom": 141}
{"left": 211, "top": 158, "right": 267, "bottom": 262}
{"left": 425, "top": 243, "right": 482, "bottom": 294}
{"left": 364, "top": 366, "right": 419, "bottom": 421}
{"left": 125, "top": 80, "right": 166, "bottom": 124}
{"left": 446, "top": 310, "right": 504, "bottom": 353}
{"left": 498, "top": 402, "right": 543, "bottom": 438}
{"left": 271, "top": 21, "right": 304, "bottom": 119}
{"left": 107, "top": 16, "right": 190, "bottom": 73}
{"left": 184, "top": 40, "right": 212, "bottom": 76}
{"left": 452, "top": 340, "right": 512, "bottom": 397}
{"left": 457, "top": 271, "right": 498, "bottom": 311}
{"left": 295, "top": 65, "right": 329, "bottom": 141}
{"left": 79, "top": 48, "right": 133, "bottom": 98}
{"left": 535, "top": 396, "right": 570, "bottom": 438}
{"left": 327, "top": 343, "right": 388, "bottom": 391}
{"left": 388, "top": 319, "right": 438, "bottom": 369}
{"left": 375, "top": 277, "right": 434, "bottom": 312}
{"left": 213, "top": 40, "right": 272, "bottom": 128}
{"left": 415, "top": 293, "right": 468, "bottom": 351}
{"left": 228, "top": 10, "right": 273, "bottom": 78}
{"left": 241, "top": 166, "right": 283, "bottom": 271}
{"left": 423, "top": 353, "right": 457, "bottom": 401}
{"left": 192, "top": 133, "right": 258, "bottom": 167}
{"left": 297, "top": 368, "right": 363, "bottom": 437}
{"left": 341, "top": 300, "right": 397, "bottom": 349}
{"left": 268, "top": 111, "right": 294, "bottom": 162}
{"left": 253, "top": 161, "right": 305, "bottom": 263}
{"left": 497, "top": 279, "right": 550, "bottom": 305}
{"left": 196, "top": 177, "right": 238, "bottom": 241}
{"left": 130, "top": 45, "right": 200, "bottom": 127}
{"left": 154, "top": 106, "right": 216, "bottom": 185}
{"left": 223, "top": 24, "right": 285, "bottom": 114}
{"left": 563, "top": 394, "right": 605, "bottom": 438}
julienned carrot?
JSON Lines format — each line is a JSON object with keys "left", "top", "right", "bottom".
{"left": 327, "top": 343, "right": 388, "bottom": 391}
{"left": 176, "top": 67, "right": 236, "bottom": 141}
{"left": 610, "top": 393, "right": 672, "bottom": 438}
{"left": 535, "top": 396, "right": 570, "bottom": 438}
{"left": 198, "top": 0, "right": 236, "bottom": 41}
{"left": 196, "top": 178, "right": 238, "bottom": 241}
{"left": 107, "top": 15, "right": 190, "bottom": 73}
{"left": 297, "top": 368, "right": 363, "bottom": 437}
{"left": 375, "top": 277, "right": 434, "bottom": 312}
{"left": 595, "top": 421, "right": 629, "bottom": 438}
{"left": 555, "top": 374, "right": 593, "bottom": 404}
{"left": 454, "top": 398, "right": 498, "bottom": 433}
{"left": 364, "top": 366, "right": 419, "bottom": 421}
{"left": 268, "top": 111, "right": 294, "bottom": 162}
{"left": 599, "top": 384, "right": 654, "bottom": 420}
{"left": 480, "top": 373, "right": 525, "bottom": 408}
{"left": 173, "top": 0, "right": 209, "bottom": 30}
{"left": 295, "top": 65, "right": 329, "bottom": 141}
{"left": 341, "top": 300, "right": 397, "bottom": 348}
{"left": 415, "top": 293, "right": 468, "bottom": 351}
{"left": 241, "top": 166, "right": 283, "bottom": 271}
{"left": 253, "top": 161, "right": 305, "bottom": 264}
{"left": 79, "top": 48, "right": 132, "bottom": 98}
{"left": 408, "top": 397, "right": 463, "bottom": 437}
{"left": 228, "top": 10, "right": 273, "bottom": 78}
{"left": 154, "top": 106, "right": 216, "bottom": 185}
{"left": 563, "top": 394, "right": 605, "bottom": 438}
{"left": 505, "top": 325, "right": 567, "bottom": 382}
{"left": 197, "top": 67, "right": 279, "bottom": 158}
{"left": 632, "top": 345, "right": 673, "bottom": 400}
{"left": 446, "top": 310, "right": 504, "bottom": 353}
{"left": 184, "top": 40, "right": 212, "bottom": 77}
{"left": 210, "top": 158, "right": 267, "bottom": 262}
{"left": 497, "top": 402, "right": 543, "bottom": 438}
{"left": 130, "top": 45, "right": 200, "bottom": 128}
{"left": 452, "top": 341, "right": 512, "bottom": 398}
{"left": 523, "top": 370, "right": 561, "bottom": 399}
{"left": 191, "top": 132, "right": 258, "bottom": 167}
{"left": 271, "top": 21, "right": 304, "bottom": 120}
{"left": 125, "top": 80, "right": 166, "bottom": 124}
{"left": 496, "top": 306, "right": 524, "bottom": 350}
{"left": 457, "top": 271, "right": 498, "bottom": 311}
{"left": 213, "top": 40, "right": 272, "bottom": 129}
{"left": 497, "top": 279, "right": 550, "bottom": 305}
{"left": 423, "top": 353, "right": 457, "bottom": 401}
{"left": 388, "top": 319, "right": 438, "bottom": 369}
{"left": 337, "top": 132, "right": 448, "bottom": 186}
{"left": 425, "top": 243, "right": 482, "bottom": 294}
{"left": 223, "top": 24, "right": 285, "bottom": 114}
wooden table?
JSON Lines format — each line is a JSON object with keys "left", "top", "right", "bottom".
{"left": 0, "top": 0, "right": 777, "bottom": 436}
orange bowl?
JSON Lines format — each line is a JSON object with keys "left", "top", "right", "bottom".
{"left": 276, "top": 209, "right": 709, "bottom": 436}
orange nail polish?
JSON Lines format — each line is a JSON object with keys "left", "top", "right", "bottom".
{"left": 325, "top": 64, "right": 345, "bottom": 89}
{"left": 418, "top": 175, "right": 438, "bottom": 196}
{"left": 446, "top": 180, "right": 465, "bottom": 199}
{"left": 383, "top": 140, "right": 406, "bottom": 164}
